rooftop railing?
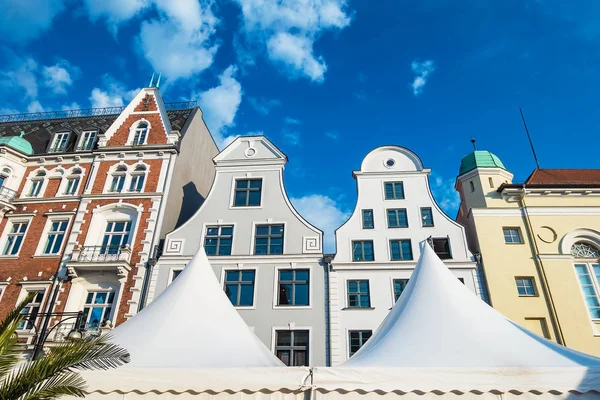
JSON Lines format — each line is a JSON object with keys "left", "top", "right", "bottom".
{"left": 0, "top": 101, "right": 197, "bottom": 123}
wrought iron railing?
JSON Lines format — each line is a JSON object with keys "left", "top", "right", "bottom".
{"left": 0, "top": 186, "right": 18, "bottom": 202}
{"left": 77, "top": 246, "right": 123, "bottom": 262}
{"left": 47, "top": 146, "right": 68, "bottom": 153}
{"left": 0, "top": 101, "right": 197, "bottom": 123}
{"left": 51, "top": 322, "right": 102, "bottom": 342}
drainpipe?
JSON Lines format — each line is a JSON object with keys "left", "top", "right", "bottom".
{"left": 518, "top": 186, "right": 565, "bottom": 345}
{"left": 322, "top": 254, "right": 333, "bottom": 367}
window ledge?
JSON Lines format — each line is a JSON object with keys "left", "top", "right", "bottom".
{"left": 0, "top": 255, "right": 19, "bottom": 259}
{"left": 517, "top": 294, "right": 539, "bottom": 297}
{"left": 505, "top": 243, "right": 525, "bottom": 245}
{"left": 273, "top": 305, "right": 311, "bottom": 310}
{"left": 32, "top": 255, "right": 61, "bottom": 259}
{"left": 342, "top": 307, "right": 375, "bottom": 310}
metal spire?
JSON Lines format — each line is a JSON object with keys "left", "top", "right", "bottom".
{"left": 149, "top": 73, "right": 155, "bottom": 88}
{"left": 156, "top": 73, "right": 162, "bottom": 88}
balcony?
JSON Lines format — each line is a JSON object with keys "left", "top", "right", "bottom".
{"left": 0, "top": 186, "right": 18, "bottom": 202}
{"left": 67, "top": 245, "right": 132, "bottom": 278}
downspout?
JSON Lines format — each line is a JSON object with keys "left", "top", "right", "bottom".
{"left": 138, "top": 150, "right": 178, "bottom": 311}
{"left": 518, "top": 186, "right": 566, "bottom": 345}
{"left": 322, "top": 254, "right": 333, "bottom": 367}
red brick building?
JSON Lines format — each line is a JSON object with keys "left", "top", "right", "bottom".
{"left": 0, "top": 86, "right": 217, "bottom": 346}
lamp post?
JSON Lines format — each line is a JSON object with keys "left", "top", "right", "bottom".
{"left": 29, "top": 310, "right": 85, "bottom": 360}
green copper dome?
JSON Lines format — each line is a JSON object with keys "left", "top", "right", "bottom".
{"left": 458, "top": 150, "right": 507, "bottom": 176}
{"left": 0, "top": 134, "right": 33, "bottom": 155}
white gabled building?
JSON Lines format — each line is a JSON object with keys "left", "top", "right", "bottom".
{"left": 150, "top": 136, "right": 328, "bottom": 366}
{"left": 329, "top": 145, "right": 482, "bottom": 365}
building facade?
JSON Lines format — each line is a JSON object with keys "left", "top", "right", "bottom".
{"left": 0, "top": 86, "right": 217, "bottom": 347}
{"left": 152, "top": 136, "right": 328, "bottom": 366}
{"left": 456, "top": 151, "right": 600, "bottom": 356}
{"left": 329, "top": 146, "right": 480, "bottom": 365}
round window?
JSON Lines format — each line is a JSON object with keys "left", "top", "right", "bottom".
{"left": 385, "top": 159, "right": 395, "bottom": 167}
{"left": 245, "top": 147, "right": 257, "bottom": 157}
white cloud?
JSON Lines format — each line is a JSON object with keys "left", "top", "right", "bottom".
{"left": 138, "top": 0, "right": 219, "bottom": 81}
{"left": 430, "top": 174, "right": 460, "bottom": 217}
{"left": 196, "top": 66, "right": 243, "bottom": 149}
{"left": 27, "top": 101, "right": 45, "bottom": 113}
{"left": 410, "top": 59, "right": 435, "bottom": 96}
{"left": 248, "top": 96, "right": 281, "bottom": 115}
{"left": 0, "top": 0, "right": 66, "bottom": 43}
{"left": 283, "top": 130, "right": 301, "bottom": 146}
{"left": 83, "top": 0, "right": 148, "bottom": 34}
{"left": 0, "top": 108, "right": 20, "bottom": 116}
{"left": 89, "top": 76, "right": 140, "bottom": 108}
{"left": 1, "top": 57, "right": 39, "bottom": 99}
{"left": 325, "top": 130, "right": 338, "bottom": 140}
{"left": 284, "top": 117, "right": 301, "bottom": 125}
{"left": 62, "top": 102, "right": 81, "bottom": 111}
{"left": 42, "top": 60, "right": 81, "bottom": 95}
{"left": 234, "top": 0, "right": 352, "bottom": 82}
{"left": 291, "top": 194, "right": 350, "bottom": 253}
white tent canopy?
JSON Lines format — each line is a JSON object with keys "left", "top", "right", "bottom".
{"left": 312, "top": 243, "right": 600, "bottom": 398}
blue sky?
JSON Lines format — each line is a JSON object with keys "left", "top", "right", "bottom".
{"left": 1, "top": 0, "right": 599, "bottom": 251}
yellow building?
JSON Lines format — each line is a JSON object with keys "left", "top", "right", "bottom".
{"left": 455, "top": 151, "right": 600, "bottom": 356}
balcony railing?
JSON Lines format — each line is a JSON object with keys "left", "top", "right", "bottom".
{"left": 0, "top": 186, "right": 18, "bottom": 202}
{"left": 76, "top": 245, "right": 128, "bottom": 262}
{"left": 49, "top": 322, "right": 104, "bottom": 343}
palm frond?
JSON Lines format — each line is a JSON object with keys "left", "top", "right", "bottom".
{"left": 0, "top": 334, "right": 129, "bottom": 400}
{"left": 19, "top": 371, "right": 86, "bottom": 400}
{"left": 0, "top": 292, "right": 37, "bottom": 334}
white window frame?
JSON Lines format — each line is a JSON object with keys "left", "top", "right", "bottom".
{"left": 228, "top": 176, "right": 264, "bottom": 210}
{"left": 348, "top": 329, "right": 373, "bottom": 358}
{"left": 0, "top": 217, "right": 33, "bottom": 257}
{"left": 78, "top": 130, "right": 98, "bottom": 151}
{"left": 35, "top": 216, "right": 73, "bottom": 256}
{"left": 220, "top": 267, "right": 258, "bottom": 309}
{"left": 250, "top": 221, "right": 286, "bottom": 255}
{"left": 82, "top": 290, "right": 116, "bottom": 331}
{"left": 16, "top": 284, "right": 48, "bottom": 332}
{"left": 25, "top": 169, "right": 48, "bottom": 197}
{"left": 105, "top": 164, "right": 128, "bottom": 194}
{"left": 272, "top": 265, "right": 312, "bottom": 310}
{"left": 127, "top": 119, "right": 151, "bottom": 146}
{"left": 574, "top": 261, "right": 600, "bottom": 320}
{"left": 49, "top": 132, "right": 70, "bottom": 152}
{"left": 128, "top": 164, "right": 148, "bottom": 193}
{"left": 271, "top": 326, "right": 312, "bottom": 367}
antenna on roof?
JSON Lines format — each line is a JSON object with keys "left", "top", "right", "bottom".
{"left": 470, "top": 138, "right": 477, "bottom": 151}
{"left": 156, "top": 73, "right": 162, "bottom": 88}
{"left": 149, "top": 73, "right": 155, "bottom": 88}
{"left": 519, "top": 108, "right": 540, "bottom": 169}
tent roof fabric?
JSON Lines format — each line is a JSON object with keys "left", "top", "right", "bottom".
{"left": 110, "top": 247, "right": 283, "bottom": 368}
{"left": 343, "top": 243, "right": 600, "bottom": 368}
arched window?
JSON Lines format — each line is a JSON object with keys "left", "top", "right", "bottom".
{"left": 129, "top": 165, "right": 146, "bottom": 193}
{"left": 28, "top": 170, "right": 46, "bottom": 197}
{"left": 572, "top": 242, "right": 600, "bottom": 319}
{"left": 132, "top": 122, "right": 148, "bottom": 145}
{"left": 109, "top": 165, "right": 127, "bottom": 193}
{"left": 65, "top": 168, "right": 82, "bottom": 195}
{"left": 0, "top": 168, "right": 10, "bottom": 189}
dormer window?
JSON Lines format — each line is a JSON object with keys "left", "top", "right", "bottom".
{"left": 50, "top": 132, "right": 69, "bottom": 153}
{"left": 110, "top": 165, "right": 127, "bottom": 193}
{"left": 129, "top": 165, "right": 146, "bottom": 193}
{"left": 132, "top": 123, "right": 148, "bottom": 145}
{"left": 28, "top": 170, "right": 46, "bottom": 197}
{"left": 79, "top": 130, "right": 97, "bottom": 151}
{"left": 65, "top": 168, "right": 82, "bottom": 195}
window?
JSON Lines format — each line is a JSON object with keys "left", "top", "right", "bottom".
{"left": 28, "top": 170, "right": 46, "bottom": 196}
{"left": 275, "top": 330, "right": 309, "bottom": 366}
{"left": 110, "top": 165, "right": 127, "bottom": 193}
{"left": 18, "top": 290, "right": 45, "bottom": 330}
{"left": 233, "top": 179, "right": 262, "bottom": 207}
{"left": 224, "top": 270, "right": 255, "bottom": 306}
{"left": 0, "top": 168, "right": 9, "bottom": 188}
{"left": 503, "top": 228, "right": 523, "bottom": 244}
{"left": 254, "top": 224, "right": 284, "bottom": 255}
{"left": 469, "top": 181, "right": 475, "bottom": 192}
{"left": 393, "top": 279, "right": 409, "bottom": 301}
{"left": 79, "top": 130, "right": 97, "bottom": 150}
{"left": 132, "top": 122, "right": 148, "bottom": 145}
{"left": 432, "top": 238, "right": 452, "bottom": 259}
{"left": 347, "top": 280, "right": 370, "bottom": 308}
{"left": 384, "top": 182, "right": 404, "bottom": 199}
{"left": 515, "top": 277, "right": 536, "bottom": 296}
{"left": 171, "top": 270, "right": 183, "bottom": 282}
{"left": 390, "top": 239, "right": 413, "bottom": 261}
{"left": 278, "top": 269, "right": 309, "bottom": 306}
{"left": 65, "top": 168, "right": 81, "bottom": 195}
{"left": 205, "top": 226, "right": 233, "bottom": 256}
{"left": 50, "top": 132, "right": 69, "bottom": 152}
{"left": 387, "top": 209, "right": 408, "bottom": 228}
{"left": 101, "top": 221, "right": 131, "bottom": 254}
{"left": 361, "top": 209, "right": 374, "bottom": 229}
{"left": 421, "top": 207, "right": 434, "bottom": 227}
{"left": 488, "top": 177, "right": 494, "bottom": 188}
{"left": 83, "top": 291, "right": 115, "bottom": 331}
{"left": 129, "top": 165, "right": 146, "bottom": 192}
{"left": 349, "top": 330, "right": 372, "bottom": 357}
{"left": 43, "top": 220, "right": 68, "bottom": 255}
{"left": 352, "top": 240, "right": 374, "bottom": 261}
{"left": 571, "top": 242, "right": 600, "bottom": 258}
{"left": 3, "top": 221, "right": 28, "bottom": 255}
